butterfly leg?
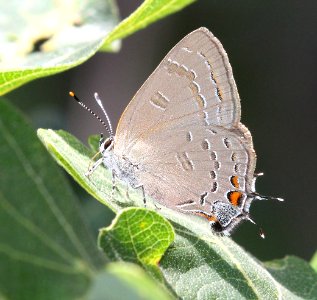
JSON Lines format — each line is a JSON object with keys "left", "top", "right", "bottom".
{"left": 133, "top": 185, "right": 147, "bottom": 207}
{"left": 141, "top": 186, "right": 146, "bottom": 207}
{"left": 136, "top": 186, "right": 161, "bottom": 210}
{"left": 86, "top": 151, "right": 101, "bottom": 174}
{"left": 153, "top": 202, "right": 161, "bottom": 211}
{"left": 85, "top": 157, "right": 103, "bottom": 177}
{"left": 111, "top": 169, "right": 117, "bottom": 201}
{"left": 126, "top": 184, "right": 130, "bottom": 200}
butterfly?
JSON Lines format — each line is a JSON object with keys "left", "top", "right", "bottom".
{"left": 70, "top": 27, "right": 283, "bottom": 237}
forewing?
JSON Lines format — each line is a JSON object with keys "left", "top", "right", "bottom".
{"left": 115, "top": 27, "right": 241, "bottom": 156}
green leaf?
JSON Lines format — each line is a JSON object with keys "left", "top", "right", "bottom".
{"left": 310, "top": 251, "right": 317, "bottom": 273}
{"left": 265, "top": 256, "right": 317, "bottom": 299}
{"left": 159, "top": 216, "right": 316, "bottom": 299}
{"left": 0, "top": 0, "right": 195, "bottom": 96}
{"left": 0, "top": 100, "right": 106, "bottom": 299}
{"left": 88, "top": 134, "right": 100, "bottom": 153}
{"left": 100, "top": 0, "right": 197, "bottom": 51}
{"left": 98, "top": 207, "right": 175, "bottom": 280}
{"left": 86, "top": 262, "right": 173, "bottom": 300}
{"left": 37, "top": 128, "right": 316, "bottom": 299}
{"left": 0, "top": 0, "right": 120, "bottom": 96}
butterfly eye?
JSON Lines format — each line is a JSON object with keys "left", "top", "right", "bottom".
{"left": 100, "top": 137, "right": 113, "bottom": 152}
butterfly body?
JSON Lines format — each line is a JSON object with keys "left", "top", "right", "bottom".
{"left": 100, "top": 138, "right": 142, "bottom": 189}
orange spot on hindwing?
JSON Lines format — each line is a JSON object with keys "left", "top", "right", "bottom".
{"left": 227, "top": 191, "right": 243, "bottom": 206}
{"left": 194, "top": 211, "right": 217, "bottom": 222}
{"left": 230, "top": 176, "right": 239, "bottom": 188}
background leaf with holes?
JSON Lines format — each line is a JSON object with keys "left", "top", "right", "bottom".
{"left": 0, "top": 0, "right": 196, "bottom": 95}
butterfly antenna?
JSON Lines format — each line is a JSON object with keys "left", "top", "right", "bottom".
{"left": 69, "top": 91, "right": 113, "bottom": 138}
{"left": 94, "top": 92, "right": 114, "bottom": 137}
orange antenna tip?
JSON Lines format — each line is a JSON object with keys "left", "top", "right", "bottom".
{"left": 69, "top": 91, "right": 75, "bottom": 97}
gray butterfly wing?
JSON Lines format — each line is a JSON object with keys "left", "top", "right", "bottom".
{"left": 115, "top": 27, "right": 241, "bottom": 156}
{"left": 127, "top": 120, "right": 255, "bottom": 213}
{"left": 113, "top": 27, "right": 256, "bottom": 230}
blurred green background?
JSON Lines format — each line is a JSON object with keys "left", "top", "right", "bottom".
{"left": 8, "top": 0, "right": 317, "bottom": 262}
